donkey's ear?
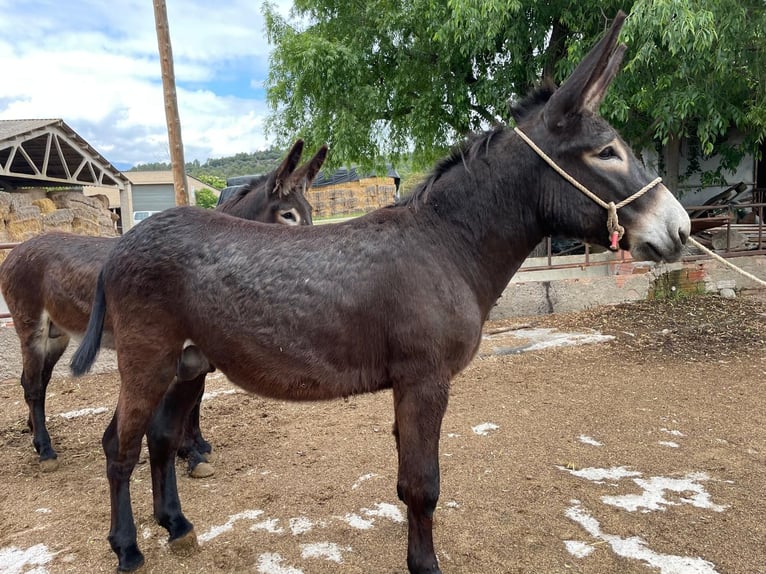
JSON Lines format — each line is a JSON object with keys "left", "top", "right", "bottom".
{"left": 287, "top": 145, "right": 329, "bottom": 194}
{"left": 543, "top": 11, "right": 627, "bottom": 129}
{"left": 269, "top": 139, "right": 305, "bottom": 197}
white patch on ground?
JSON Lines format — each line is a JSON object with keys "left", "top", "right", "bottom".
{"left": 658, "top": 441, "right": 680, "bottom": 448}
{"left": 289, "top": 516, "right": 314, "bottom": 535}
{"left": 351, "top": 473, "right": 378, "bottom": 490}
{"left": 661, "top": 428, "right": 685, "bottom": 437}
{"left": 58, "top": 406, "right": 108, "bottom": 419}
{"left": 603, "top": 473, "right": 728, "bottom": 513}
{"left": 566, "top": 502, "right": 719, "bottom": 573}
{"left": 199, "top": 510, "right": 264, "bottom": 543}
{"left": 565, "top": 540, "right": 595, "bottom": 558}
{"left": 490, "top": 328, "right": 615, "bottom": 354}
{"left": 558, "top": 465, "right": 642, "bottom": 484}
{"left": 0, "top": 544, "right": 54, "bottom": 574}
{"left": 446, "top": 432, "right": 461, "bottom": 438}
{"left": 34, "top": 508, "right": 51, "bottom": 514}
{"left": 251, "top": 519, "right": 284, "bottom": 534}
{"left": 340, "top": 513, "right": 374, "bottom": 530}
{"left": 362, "top": 502, "right": 405, "bottom": 523}
{"left": 300, "top": 542, "right": 349, "bottom": 563}
{"left": 445, "top": 501, "right": 460, "bottom": 509}
{"left": 256, "top": 552, "right": 303, "bottom": 574}
{"left": 578, "top": 435, "right": 603, "bottom": 446}
{"left": 472, "top": 422, "right": 499, "bottom": 436}
{"left": 141, "top": 526, "right": 152, "bottom": 540}
{"left": 201, "top": 388, "right": 239, "bottom": 401}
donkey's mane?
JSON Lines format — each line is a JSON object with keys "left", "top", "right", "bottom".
{"left": 509, "top": 82, "right": 556, "bottom": 124}
{"left": 397, "top": 125, "right": 505, "bottom": 208}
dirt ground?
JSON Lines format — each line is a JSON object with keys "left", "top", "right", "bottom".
{"left": 2, "top": 294, "right": 766, "bottom": 574}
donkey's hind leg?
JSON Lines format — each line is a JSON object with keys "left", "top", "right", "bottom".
{"left": 392, "top": 378, "right": 448, "bottom": 574}
{"left": 20, "top": 328, "right": 69, "bottom": 471}
{"left": 147, "top": 376, "right": 205, "bottom": 554}
{"left": 104, "top": 352, "right": 181, "bottom": 572}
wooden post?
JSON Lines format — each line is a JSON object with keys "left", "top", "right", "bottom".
{"left": 153, "top": 0, "right": 189, "bottom": 206}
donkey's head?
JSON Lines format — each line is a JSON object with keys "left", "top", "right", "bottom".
{"left": 217, "top": 139, "right": 327, "bottom": 226}
{"left": 512, "top": 11, "right": 689, "bottom": 262}
{"left": 266, "top": 140, "right": 328, "bottom": 226}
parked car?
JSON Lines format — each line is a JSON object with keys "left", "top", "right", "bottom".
{"left": 133, "top": 210, "right": 160, "bottom": 223}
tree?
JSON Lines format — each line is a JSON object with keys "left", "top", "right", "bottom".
{"left": 607, "top": 0, "right": 766, "bottom": 192}
{"left": 195, "top": 187, "right": 218, "bottom": 209}
{"left": 264, "top": 1, "right": 765, "bottom": 188}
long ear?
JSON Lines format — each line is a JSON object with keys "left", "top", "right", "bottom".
{"left": 284, "top": 145, "right": 329, "bottom": 196}
{"left": 543, "top": 11, "right": 627, "bottom": 129}
{"left": 268, "top": 139, "right": 304, "bottom": 197}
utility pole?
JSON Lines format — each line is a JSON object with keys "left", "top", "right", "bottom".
{"left": 153, "top": 0, "right": 189, "bottom": 205}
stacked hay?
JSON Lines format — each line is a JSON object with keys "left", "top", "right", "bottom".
{"left": 49, "top": 191, "right": 117, "bottom": 237}
{"left": 0, "top": 188, "right": 118, "bottom": 265}
{"left": 4, "top": 193, "right": 42, "bottom": 242}
{"left": 311, "top": 177, "right": 397, "bottom": 219}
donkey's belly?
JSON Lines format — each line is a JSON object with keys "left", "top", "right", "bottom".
{"left": 218, "top": 354, "right": 390, "bottom": 402}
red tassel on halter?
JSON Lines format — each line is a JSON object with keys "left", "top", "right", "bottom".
{"left": 609, "top": 231, "right": 620, "bottom": 251}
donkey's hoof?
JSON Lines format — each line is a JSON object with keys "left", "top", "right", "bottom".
{"left": 39, "top": 458, "right": 60, "bottom": 473}
{"left": 201, "top": 450, "right": 216, "bottom": 463}
{"left": 168, "top": 529, "right": 198, "bottom": 556}
{"left": 189, "top": 462, "right": 215, "bottom": 479}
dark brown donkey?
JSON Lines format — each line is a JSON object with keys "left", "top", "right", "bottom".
{"left": 0, "top": 139, "right": 326, "bottom": 476}
{"left": 71, "top": 13, "right": 690, "bottom": 573}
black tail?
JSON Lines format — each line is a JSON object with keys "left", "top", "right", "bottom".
{"left": 70, "top": 270, "right": 107, "bottom": 376}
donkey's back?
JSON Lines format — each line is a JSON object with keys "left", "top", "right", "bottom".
{"left": 0, "top": 232, "right": 116, "bottom": 339}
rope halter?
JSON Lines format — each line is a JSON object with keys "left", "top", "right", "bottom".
{"left": 514, "top": 127, "right": 662, "bottom": 251}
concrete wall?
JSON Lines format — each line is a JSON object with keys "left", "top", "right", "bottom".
{"left": 490, "top": 254, "right": 766, "bottom": 319}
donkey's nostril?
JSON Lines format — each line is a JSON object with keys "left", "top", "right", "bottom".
{"left": 678, "top": 225, "right": 689, "bottom": 245}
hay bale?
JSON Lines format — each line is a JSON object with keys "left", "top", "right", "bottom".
{"left": 33, "top": 198, "right": 57, "bottom": 214}
{"left": 42, "top": 208, "right": 74, "bottom": 233}
{"left": 0, "top": 191, "right": 11, "bottom": 220}
{"left": 6, "top": 204, "right": 42, "bottom": 241}
{"left": 90, "top": 194, "right": 111, "bottom": 210}
{"left": 49, "top": 191, "right": 103, "bottom": 211}
{"left": 10, "top": 193, "right": 33, "bottom": 212}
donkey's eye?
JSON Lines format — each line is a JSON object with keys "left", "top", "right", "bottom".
{"left": 281, "top": 212, "right": 296, "bottom": 221}
{"left": 598, "top": 146, "right": 619, "bottom": 160}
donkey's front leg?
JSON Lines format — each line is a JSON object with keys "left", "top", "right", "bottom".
{"left": 393, "top": 379, "right": 448, "bottom": 574}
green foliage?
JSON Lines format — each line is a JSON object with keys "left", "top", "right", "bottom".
{"left": 194, "top": 188, "right": 218, "bottom": 209}
{"left": 194, "top": 173, "right": 226, "bottom": 190}
{"left": 607, "top": 0, "right": 765, "bottom": 180}
{"left": 264, "top": 0, "right": 766, "bottom": 180}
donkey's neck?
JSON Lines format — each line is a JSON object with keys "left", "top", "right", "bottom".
{"left": 415, "top": 140, "right": 547, "bottom": 316}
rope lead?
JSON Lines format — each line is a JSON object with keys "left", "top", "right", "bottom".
{"left": 514, "top": 126, "right": 660, "bottom": 250}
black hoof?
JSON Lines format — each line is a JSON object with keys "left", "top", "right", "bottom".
{"left": 116, "top": 546, "right": 144, "bottom": 572}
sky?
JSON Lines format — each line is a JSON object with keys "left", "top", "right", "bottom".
{"left": 0, "top": 0, "right": 293, "bottom": 170}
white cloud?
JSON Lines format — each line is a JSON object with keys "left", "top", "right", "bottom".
{"left": 0, "top": 1, "right": 295, "bottom": 167}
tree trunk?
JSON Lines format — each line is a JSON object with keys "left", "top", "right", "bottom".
{"left": 153, "top": 0, "right": 188, "bottom": 206}
{"left": 664, "top": 132, "right": 681, "bottom": 195}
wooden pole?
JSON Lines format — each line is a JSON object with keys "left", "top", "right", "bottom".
{"left": 153, "top": 0, "right": 189, "bottom": 205}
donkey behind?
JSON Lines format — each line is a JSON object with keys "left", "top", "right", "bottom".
{"left": 72, "top": 12, "right": 690, "bottom": 573}
{"left": 0, "top": 139, "right": 326, "bottom": 475}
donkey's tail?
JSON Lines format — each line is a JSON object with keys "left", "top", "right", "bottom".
{"left": 70, "top": 270, "right": 107, "bottom": 376}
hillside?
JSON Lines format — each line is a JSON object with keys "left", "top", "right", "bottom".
{"left": 129, "top": 149, "right": 286, "bottom": 181}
